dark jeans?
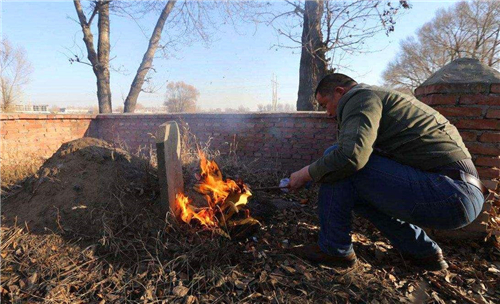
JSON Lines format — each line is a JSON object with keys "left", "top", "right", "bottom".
{"left": 318, "top": 145, "right": 485, "bottom": 258}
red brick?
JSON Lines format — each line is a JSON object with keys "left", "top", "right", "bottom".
{"left": 477, "top": 167, "right": 500, "bottom": 179}
{"left": 279, "top": 153, "right": 293, "bottom": 159}
{"left": 2, "top": 133, "right": 21, "bottom": 139}
{"left": 27, "top": 122, "right": 45, "bottom": 129}
{"left": 434, "top": 106, "right": 482, "bottom": 117}
{"left": 486, "top": 109, "right": 500, "bottom": 119}
{"left": 419, "top": 94, "right": 458, "bottom": 105}
{"left": 459, "top": 94, "right": 500, "bottom": 105}
{"left": 479, "top": 132, "right": 500, "bottom": 143}
{"left": 459, "top": 131, "right": 477, "bottom": 142}
{"left": 475, "top": 157, "right": 500, "bottom": 167}
{"left": 2, "top": 123, "right": 22, "bottom": 130}
{"left": 417, "top": 84, "right": 488, "bottom": 95}
{"left": 491, "top": 84, "right": 500, "bottom": 94}
{"left": 415, "top": 85, "right": 445, "bottom": 95}
{"left": 482, "top": 179, "right": 499, "bottom": 191}
{"left": 466, "top": 143, "right": 499, "bottom": 156}
{"left": 455, "top": 119, "right": 500, "bottom": 130}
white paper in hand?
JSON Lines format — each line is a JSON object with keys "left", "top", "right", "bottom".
{"left": 279, "top": 178, "right": 290, "bottom": 193}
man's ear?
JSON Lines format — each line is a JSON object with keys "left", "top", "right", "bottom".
{"left": 314, "top": 93, "right": 320, "bottom": 101}
{"left": 334, "top": 86, "right": 346, "bottom": 96}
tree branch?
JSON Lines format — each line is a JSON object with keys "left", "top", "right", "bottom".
{"left": 73, "top": 0, "right": 99, "bottom": 67}
{"left": 88, "top": 2, "right": 99, "bottom": 26}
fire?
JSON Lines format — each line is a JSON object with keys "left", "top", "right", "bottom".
{"left": 176, "top": 192, "right": 216, "bottom": 226}
{"left": 175, "top": 151, "right": 252, "bottom": 228}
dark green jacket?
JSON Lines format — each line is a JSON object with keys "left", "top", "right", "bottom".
{"left": 308, "top": 84, "right": 471, "bottom": 183}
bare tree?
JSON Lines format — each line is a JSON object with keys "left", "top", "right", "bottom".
{"left": 164, "top": 81, "right": 199, "bottom": 113}
{"left": 267, "top": 0, "right": 409, "bottom": 110}
{"left": 383, "top": 0, "right": 500, "bottom": 93}
{"left": 257, "top": 102, "right": 295, "bottom": 112}
{"left": 70, "top": 1, "right": 265, "bottom": 113}
{"left": 1, "top": 38, "right": 34, "bottom": 112}
{"left": 72, "top": 0, "right": 112, "bottom": 113}
{"left": 297, "top": 0, "right": 325, "bottom": 111}
{"left": 122, "top": 0, "right": 265, "bottom": 112}
{"left": 123, "top": 0, "right": 176, "bottom": 113}
{"left": 49, "top": 105, "right": 60, "bottom": 114}
{"left": 224, "top": 106, "right": 251, "bottom": 113}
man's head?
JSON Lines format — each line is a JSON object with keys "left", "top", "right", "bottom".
{"left": 315, "top": 74, "right": 357, "bottom": 117}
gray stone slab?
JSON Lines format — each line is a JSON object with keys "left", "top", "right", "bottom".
{"left": 156, "top": 121, "right": 184, "bottom": 217}
{"left": 419, "top": 58, "right": 500, "bottom": 86}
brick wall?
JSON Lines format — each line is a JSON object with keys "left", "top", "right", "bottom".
{"left": 0, "top": 114, "right": 95, "bottom": 184}
{"left": 415, "top": 83, "right": 500, "bottom": 190}
{"left": 94, "top": 113, "right": 337, "bottom": 171}
{"left": 2, "top": 98, "right": 497, "bottom": 189}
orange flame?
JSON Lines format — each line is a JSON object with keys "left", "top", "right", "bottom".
{"left": 175, "top": 151, "right": 252, "bottom": 227}
{"left": 176, "top": 192, "right": 216, "bottom": 226}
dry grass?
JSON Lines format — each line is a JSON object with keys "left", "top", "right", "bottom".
{"left": 2, "top": 189, "right": 499, "bottom": 303}
{"left": 1, "top": 155, "right": 45, "bottom": 192}
{"left": 1, "top": 134, "right": 500, "bottom": 303}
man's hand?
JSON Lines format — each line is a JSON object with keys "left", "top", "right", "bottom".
{"left": 289, "top": 165, "right": 313, "bottom": 191}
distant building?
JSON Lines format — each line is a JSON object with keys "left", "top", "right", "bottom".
{"left": 134, "top": 106, "right": 168, "bottom": 113}
{"left": 59, "top": 107, "right": 94, "bottom": 114}
{"left": 15, "top": 104, "right": 50, "bottom": 113}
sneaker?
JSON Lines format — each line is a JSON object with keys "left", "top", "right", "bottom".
{"left": 289, "top": 244, "right": 357, "bottom": 268}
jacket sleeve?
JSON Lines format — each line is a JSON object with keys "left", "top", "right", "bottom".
{"left": 308, "top": 90, "right": 382, "bottom": 183}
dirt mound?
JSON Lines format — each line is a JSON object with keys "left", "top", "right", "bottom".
{"left": 2, "top": 137, "right": 161, "bottom": 237}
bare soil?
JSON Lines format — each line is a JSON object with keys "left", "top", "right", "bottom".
{"left": 1, "top": 137, "right": 162, "bottom": 237}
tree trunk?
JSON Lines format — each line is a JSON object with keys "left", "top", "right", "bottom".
{"left": 73, "top": 0, "right": 112, "bottom": 113}
{"left": 488, "top": 27, "right": 499, "bottom": 67}
{"left": 97, "top": 0, "right": 112, "bottom": 113}
{"left": 124, "top": 0, "right": 176, "bottom": 113}
{"left": 296, "top": 0, "right": 327, "bottom": 111}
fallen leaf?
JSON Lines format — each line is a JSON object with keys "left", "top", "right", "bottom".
{"left": 28, "top": 272, "right": 38, "bottom": 285}
{"left": 259, "top": 271, "right": 267, "bottom": 283}
{"left": 487, "top": 267, "right": 500, "bottom": 275}
{"left": 445, "top": 272, "right": 457, "bottom": 283}
{"left": 173, "top": 285, "right": 189, "bottom": 297}
{"left": 303, "top": 271, "right": 314, "bottom": 281}
{"left": 281, "top": 265, "right": 296, "bottom": 275}
{"left": 234, "top": 280, "right": 247, "bottom": 290}
{"left": 185, "top": 295, "right": 197, "bottom": 304}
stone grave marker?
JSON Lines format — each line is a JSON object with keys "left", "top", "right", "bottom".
{"left": 156, "top": 121, "right": 184, "bottom": 217}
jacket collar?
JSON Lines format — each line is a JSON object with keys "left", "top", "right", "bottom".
{"left": 337, "top": 83, "right": 371, "bottom": 121}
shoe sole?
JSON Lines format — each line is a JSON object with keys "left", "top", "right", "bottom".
{"left": 418, "top": 260, "right": 449, "bottom": 271}
{"left": 318, "top": 259, "right": 357, "bottom": 269}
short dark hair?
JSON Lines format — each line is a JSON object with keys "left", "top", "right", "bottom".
{"left": 315, "top": 73, "right": 357, "bottom": 97}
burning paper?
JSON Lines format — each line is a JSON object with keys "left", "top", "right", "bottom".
{"left": 175, "top": 151, "right": 258, "bottom": 233}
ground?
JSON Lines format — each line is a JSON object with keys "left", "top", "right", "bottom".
{"left": 1, "top": 138, "right": 499, "bottom": 303}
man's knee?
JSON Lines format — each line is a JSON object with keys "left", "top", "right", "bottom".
{"left": 323, "top": 144, "right": 339, "bottom": 156}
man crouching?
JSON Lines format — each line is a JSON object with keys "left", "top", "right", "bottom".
{"left": 288, "top": 74, "right": 487, "bottom": 271}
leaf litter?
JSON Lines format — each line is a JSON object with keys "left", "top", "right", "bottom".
{"left": 1, "top": 137, "right": 499, "bottom": 303}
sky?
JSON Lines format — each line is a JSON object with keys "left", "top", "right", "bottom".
{"left": 1, "top": 0, "right": 460, "bottom": 111}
